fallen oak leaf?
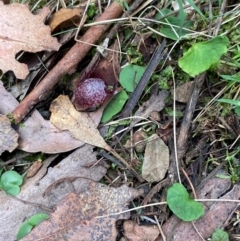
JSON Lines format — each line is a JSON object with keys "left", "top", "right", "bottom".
{"left": 0, "top": 2, "right": 60, "bottom": 79}
{"left": 50, "top": 95, "right": 144, "bottom": 182}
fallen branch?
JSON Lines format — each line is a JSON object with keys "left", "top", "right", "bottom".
{"left": 12, "top": 0, "right": 131, "bottom": 123}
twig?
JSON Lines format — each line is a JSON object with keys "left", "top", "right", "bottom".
{"left": 177, "top": 72, "right": 206, "bottom": 162}
{"left": 120, "top": 39, "right": 167, "bottom": 118}
{"left": 97, "top": 150, "right": 125, "bottom": 169}
{"left": 9, "top": 195, "right": 52, "bottom": 212}
{"left": 155, "top": 215, "right": 166, "bottom": 241}
{"left": 12, "top": 0, "right": 132, "bottom": 123}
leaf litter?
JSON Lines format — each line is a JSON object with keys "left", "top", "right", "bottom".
{"left": 0, "top": 2, "right": 60, "bottom": 79}
{"left": 22, "top": 182, "right": 142, "bottom": 241}
{"left": 0, "top": 145, "right": 107, "bottom": 240}
{"left": 1, "top": 0, "right": 240, "bottom": 240}
{"left": 0, "top": 115, "right": 19, "bottom": 155}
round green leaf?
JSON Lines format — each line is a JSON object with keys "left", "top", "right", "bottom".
{"left": 2, "top": 183, "right": 20, "bottom": 196}
{"left": 101, "top": 90, "right": 129, "bottom": 123}
{"left": 16, "top": 222, "right": 33, "bottom": 240}
{"left": 167, "top": 183, "right": 204, "bottom": 221}
{"left": 210, "top": 228, "right": 229, "bottom": 241}
{"left": 119, "top": 65, "right": 146, "bottom": 92}
{"left": 178, "top": 36, "right": 229, "bottom": 77}
{"left": 27, "top": 213, "right": 49, "bottom": 226}
{"left": 1, "top": 170, "right": 23, "bottom": 186}
{"left": 16, "top": 213, "right": 49, "bottom": 240}
{"left": 0, "top": 171, "right": 23, "bottom": 196}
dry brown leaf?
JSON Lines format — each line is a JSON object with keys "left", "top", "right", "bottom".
{"left": 142, "top": 134, "right": 169, "bottom": 183}
{"left": 0, "top": 81, "right": 85, "bottom": 153}
{"left": 22, "top": 182, "right": 141, "bottom": 241}
{"left": 172, "top": 81, "right": 194, "bottom": 103}
{"left": 50, "top": 95, "right": 109, "bottom": 150}
{"left": 0, "top": 2, "right": 60, "bottom": 79}
{"left": 49, "top": 95, "right": 144, "bottom": 182}
{"left": 123, "top": 220, "right": 159, "bottom": 241}
{"left": 159, "top": 177, "right": 240, "bottom": 241}
{"left": 0, "top": 145, "right": 107, "bottom": 240}
{"left": 0, "top": 115, "right": 19, "bottom": 154}
{"left": 50, "top": 8, "right": 83, "bottom": 32}
{"left": 130, "top": 91, "right": 168, "bottom": 128}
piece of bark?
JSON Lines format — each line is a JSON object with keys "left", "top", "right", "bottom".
{"left": 12, "top": 0, "right": 132, "bottom": 123}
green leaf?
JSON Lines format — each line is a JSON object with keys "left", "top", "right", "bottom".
{"left": 234, "top": 106, "right": 240, "bottom": 116}
{"left": 2, "top": 183, "right": 20, "bottom": 196}
{"left": 16, "top": 213, "right": 49, "bottom": 240}
{"left": 178, "top": 36, "right": 229, "bottom": 77}
{"left": 167, "top": 183, "right": 204, "bottom": 221}
{"left": 27, "top": 213, "right": 49, "bottom": 226}
{"left": 0, "top": 171, "right": 23, "bottom": 196}
{"left": 101, "top": 90, "right": 129, "bottom": 123}
{"left": 155, "top": 9, "right": 192, "bottom": 40}
{"left": 217, "top": 98, "right": 240, "bottom": 107}
{"left": 1, "top": 170, "right": 23, "bottom": 185}
{"left": 210, "top": 229, "right": 229, "bottom": 241}
{"left": 176, "top": 0, "right": 185, "bottom": 36}
{"left": 220, "top": 75, "right": 240, "bottom": 83}
{"left": 119, "top": 64, "right": 146, "bottom": 92}
{"left": 185, "top": 0, "right": 206, "bottom": 19}
{"left": 16, "top": 222, "right": 33, "bottom": 240}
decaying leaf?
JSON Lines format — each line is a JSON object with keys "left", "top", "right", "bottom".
{"left": 123, "top": 220, "right": 159, "bottom": 241}
{"left": 22, "top": 182, "right": 141, "bottom": 241}
{"left": 50, "top": 95, "right": 109, "bottom": 150}
{"left": 0, "top": 2, "right": 60, "bottom": 79}
{"left": 0, "top": 145, "right": 107, "bottom": 240}
{"left": 142, "top": 134, "right": 169, "bottom": 183}
{"left": 172, "top": 81, "right": 194, "bottom": 103}
{"left": 0, "top": 81, "right": 93, "bottom": 153}
{"left": 0, "top": 115, "right": 19, "bottom": 154}
{"left": 49, "top": 95, "right": 144, "bottom": 182}
{"left": 50, "top": 8, "right": 83, "bottom": 32}
{"left": 130, "top": 91, "right": 169, "bottom": 128}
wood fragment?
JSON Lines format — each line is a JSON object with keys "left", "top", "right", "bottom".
{"left": 120, "top": 40, "right": 167, "bottom": 118}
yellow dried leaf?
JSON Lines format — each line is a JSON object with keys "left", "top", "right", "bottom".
{"left": 50, "top": 8, "right": 83, "bottom": 32}
{"left": 50, "top": 95, "right": 109, "bottom": 150}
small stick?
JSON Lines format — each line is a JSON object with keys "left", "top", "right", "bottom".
{"left": 108, "top": 147, "right": 145, "bottom": 182}
{"left": 176, "top": 72, "right": 206, "bottom": 161}
{"left": 9, "top": 195, "right": 53, "bottom": 212}
{"left": 120, "top": 39, "right": 167, "bottom": 118}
